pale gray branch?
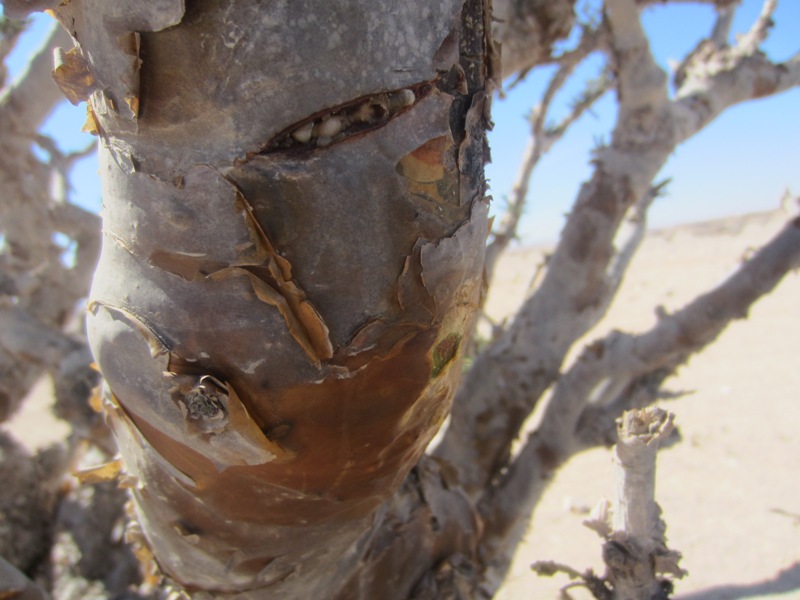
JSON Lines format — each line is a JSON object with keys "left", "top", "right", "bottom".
{"left": 604, "top": 0, "right": 668, "bottom": 111}
{"left": 710, "top": 4, "right": 735, "bottom": 48}
{"left": 439, "top": 0, "right": 673, "bottom": 497}
{"left": 604, "top": 179, "right": 668, "bottom": 313}
{"left": 0, "top": 22, "right": 71, "bottom": 136}
{"left": 485, "top": 28, "right": 607, "bottom": 284}
{"left": 603, "top": 408, "right": 685, "bottom": 599}
{"left": 492, "top": 0, "right": 576, "bottom": 80}
{"left": 672, "top": 51, "right": 800, "bottom": 144}
{"left": 737, "top": 0, "right": 777, "bottom": 56}
{"left": 475, "top": 213, "right": 800, "bottom": 593}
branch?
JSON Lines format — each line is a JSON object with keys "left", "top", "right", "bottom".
{"left": 710, "top": 4, "right": 735, "bottom": 48}
{"left": 737, "top": 0, "right": 777, "bottom": 56}
{"left": 485, "top": 27, "right": 608, "bottom": 284}
{"left": 0, "top": 16, "right": 27, "bottom": 85}
{"left": 438, "top": 0, "right": 672, "bottom": 498}
{"left": 673, "top": 3, "right": 737, "bottom": 88}
{"left": 474, "top": 214, "right": 800, "bottom": 591}
{"left": 491, "top": 0, "right": 577, "bottom": 80}
{"left": 673, "top": 50, "right": 800, "bottom": 144}
{"left": 602, "top": 408, "right": 684, "bottom": 600}
{"left": 604, "top": 0, "right": 668, "bottom": 111}
{"left": 0, "top": 21, "right": 71, "bottom": 136}
{"left": 442, "top": 0, "right": 800, "bottom": 500}
{"left": 50, "top": 201, "right": 101, "bottom": 290}
{"left": 671, "top": 0, "right": 799, "bottom": 142}
{"left": 599, "top": 179, "right": 668, "bottom": 319}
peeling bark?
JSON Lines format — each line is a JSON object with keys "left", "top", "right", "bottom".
{"left": 52, "top": 0, "right": 492, "bottom": 595}
{"left": 3, "top": 1, "right": 799, "bottom": 598}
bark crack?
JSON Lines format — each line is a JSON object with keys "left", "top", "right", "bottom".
{"left": 257, "top": 81, "right": 439, "bottom": 156}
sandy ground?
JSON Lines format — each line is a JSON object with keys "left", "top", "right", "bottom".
{"left": 7, "top": 209, "right": 800, "bottom": 599}
{"left": 489, "top": 210, "right": 800, "bottom": 600}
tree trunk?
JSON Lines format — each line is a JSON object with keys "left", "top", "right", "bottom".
{"left": 49, "top": 0, "right": 493, "bottom": 596}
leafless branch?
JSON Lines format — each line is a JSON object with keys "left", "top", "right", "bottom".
{"left": 601, "top": 409, "right": 685, "bottom": 600}
{"left": 439, "top": 0, "right": 670, "bottom": 499}
{"left": 474, "top": 213, "right": 800, "bottom": 592}
{"left": 0, "top": 22, "right": 71, "bottom": 135}
{"left": 737, "top": 0, "right": 777, "bottom": 56}
{"left": 672, "top": 49, "right": 800, "bottom": 144}
{"left": 485, "top": 27, "right": 609, "bottom": 284}
{"left": 603, "top": 179, "right": 669, "bottom": 312}
{"left": 710, "top": 4, "right": 735, "bottom": 48}
{"left": 604, "top": 0, "right": 668, "bottom": 111}
{"left": 0, "top": 16, "right": 27, "bottom": 85}
{"left": 492, "top": 0, "right": 577, "bottom": 82}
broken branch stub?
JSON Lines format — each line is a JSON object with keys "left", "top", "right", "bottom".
{"left": 54, "top": 0, "right": 492, "bottom": 596}
{"left": 605, "top": 408, "right": 684, "bottom": 599}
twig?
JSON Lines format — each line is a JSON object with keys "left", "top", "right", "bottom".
{"left": 710, "top": 4, "right": 735, "bottom": 48}
{"left": 737, "top": 0, "right": 777, "bottom": 56}
{"left": 485, "top": 27, "right": 608, "bottom": 285}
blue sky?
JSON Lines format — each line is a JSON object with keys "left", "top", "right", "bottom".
{"left": 5, "top": 1, "right": 799, "bottom": 244}
{"left": 488, "top": 0, "right": 800, "bottom": 243}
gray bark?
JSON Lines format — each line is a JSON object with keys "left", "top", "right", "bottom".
{"left": 49, "top": 0, "right": 493, "bottom": 596}
{"left": 0, "top": 1, "right": 798, "bottom": 598}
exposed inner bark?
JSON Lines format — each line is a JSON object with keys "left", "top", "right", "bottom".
{"left": 49, "top": 0, "right": 492, "bottom": 595}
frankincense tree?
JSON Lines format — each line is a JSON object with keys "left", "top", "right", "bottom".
{"left": 0, "top": 0, "right": 798, "bottom": 598}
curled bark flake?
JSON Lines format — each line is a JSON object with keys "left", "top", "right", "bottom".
{"left": 87, "top": 301, "right": 170, "bottom": 359}
{"left": 73, "top": 458, "right": 124, "bottom": 485}
{"left": 198, "top": 181, "right": 335, "bottom": 365}
{"left": 124, "top": 519, "right": 162, "bottom": 587}
{"left": 51, "top": 0, "right": 185, "bottom": 127}
{"left": 209, "top": 266, "right": 332, "bottom": 367}
{"left": 52, "top": 45, "right": 97, "bottom": 105}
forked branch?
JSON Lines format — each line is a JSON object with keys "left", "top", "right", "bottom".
{"left": 475, "top": 213, "right": 800, "bottom": 593}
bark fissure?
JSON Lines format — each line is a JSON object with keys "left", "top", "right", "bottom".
{"left": 261, "top": 81, "right": 435, "bottom": 155}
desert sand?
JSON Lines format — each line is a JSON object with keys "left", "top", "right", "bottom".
{"left": 490, "top": 209, "right": 800, "bottom": 599}
{"left": 8, "top": 209, "right": 800, "bottom": 599}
